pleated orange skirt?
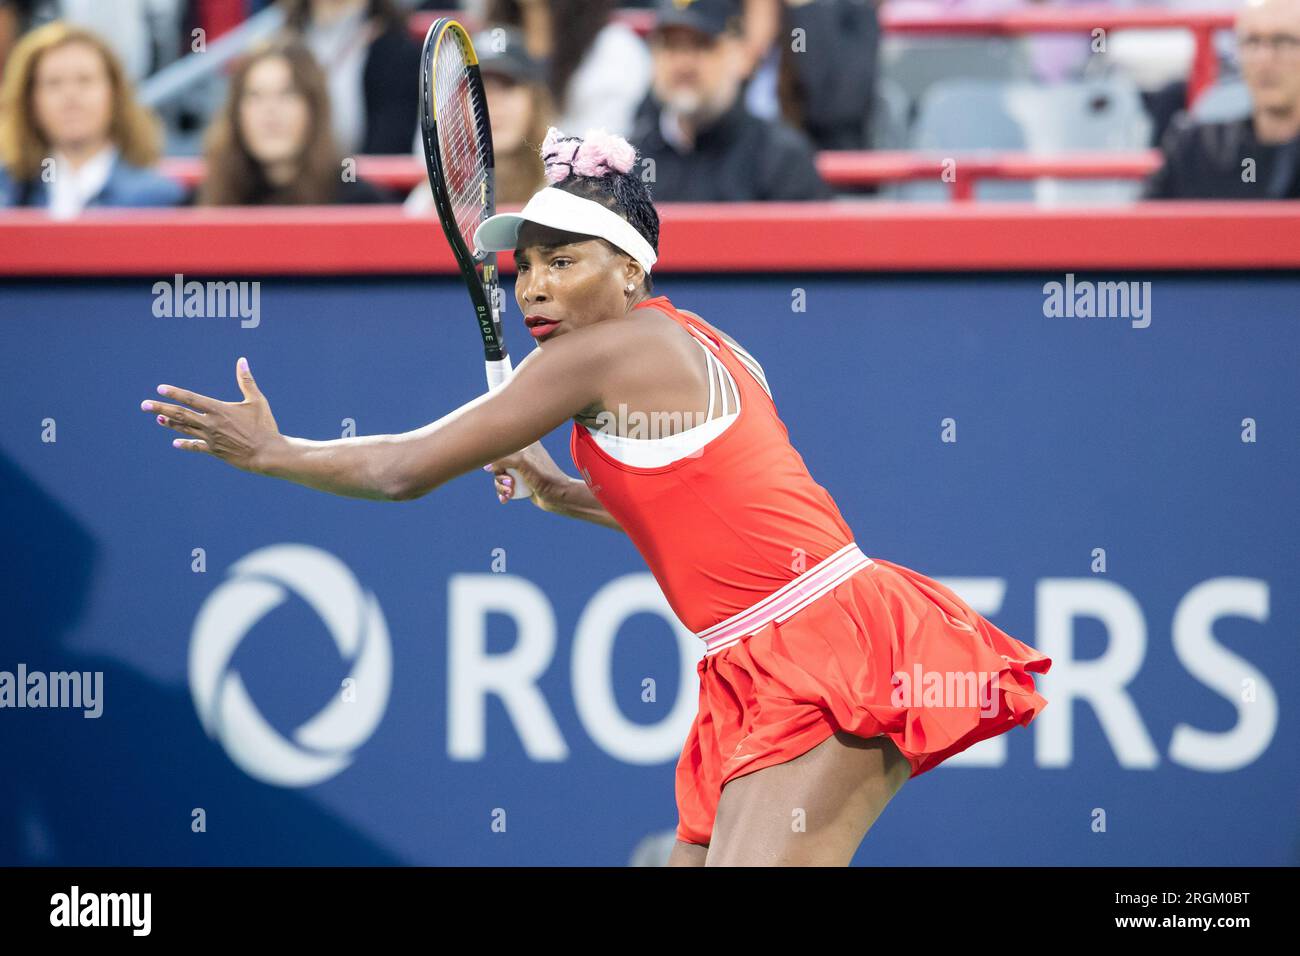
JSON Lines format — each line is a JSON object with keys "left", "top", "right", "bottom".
{"left": 674, "top": 557, "right": 1052, "bottom": 845}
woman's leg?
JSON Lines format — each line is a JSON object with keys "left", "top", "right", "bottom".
{"left": 704, "top": 730, "right": 911, "bottom": 866}
{"left": 667, "top": 839, "right": 709, "bottom": 866}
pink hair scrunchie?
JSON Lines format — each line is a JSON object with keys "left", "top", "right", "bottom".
{"left": 540, "top": 126, "right": 637, "bottom": 184}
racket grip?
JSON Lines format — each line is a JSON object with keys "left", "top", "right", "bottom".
{"left": 503, "top": 466, "right": 532, "bottom": 500}
{"left": 485, "top": 357, "right": 534, "bottom": 499}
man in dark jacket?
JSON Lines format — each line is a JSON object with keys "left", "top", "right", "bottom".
{"left": 1144, "top": 0, "right": 1300, "bottom": 199}
{"left": 629, "top": 0, "right": 834, "bottom": 202}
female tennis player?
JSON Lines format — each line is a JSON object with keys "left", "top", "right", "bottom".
{"left": 140, "top": 127, "right": 1051, "bottom": 867}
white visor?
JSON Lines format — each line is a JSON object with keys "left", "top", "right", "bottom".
{"left": 473, "top": 186, "right": 657, "bottom": 275}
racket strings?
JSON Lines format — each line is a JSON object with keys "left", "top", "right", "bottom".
{"left": 433, "top": 33, "right": 489, "bottom": 249}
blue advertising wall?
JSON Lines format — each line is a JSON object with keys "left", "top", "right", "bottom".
{"left": 1, "top": 273, "right": 1296, "bottom": 866}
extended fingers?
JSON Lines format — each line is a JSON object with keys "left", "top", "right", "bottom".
{"left": 141, "top": 399, "right": 204, "bottom": 422}
{"left": 155, "top": 384, "right": 218, "bottom": 413}
{"left": 140, "top": 389, "right": 212, "bottom": 454}
{"left": 142, "top": 400, "right": 205, "bottom": 434}
{"left": 144, "top": 406, "right": 205, "bottom": 437}
{"left": 160, "top": 416, "right": 204, "bottom": 437}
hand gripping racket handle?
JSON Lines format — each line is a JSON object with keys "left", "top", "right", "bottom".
{"left": 485, "top": 357, "right": 534, "bottom": 499}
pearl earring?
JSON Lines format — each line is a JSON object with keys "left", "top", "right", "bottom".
{"left": 626, "top": 283, "right": 635, "bottom": 292}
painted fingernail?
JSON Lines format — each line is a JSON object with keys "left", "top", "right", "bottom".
{"left": 503, "top": 476, "right": 513, "bottom": 485}
{"left": 141, "top": 400, "right": 153, "bottom": 411}
{"left": 157, "top": 385, "right": 168, "bottom": 395}
{"left": 172, "top": 439, "right": 182, "bottom": 448}
{"left": 157, "top": 414, "right": 166, "bottom": 425}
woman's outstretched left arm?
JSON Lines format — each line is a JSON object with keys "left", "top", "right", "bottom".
{"left": 143, "top": 326, "right": 621, "bottom": 502}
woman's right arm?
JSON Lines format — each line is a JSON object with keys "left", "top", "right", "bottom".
{"left": 147, "top": 317, "right": 635, "bottom": 505}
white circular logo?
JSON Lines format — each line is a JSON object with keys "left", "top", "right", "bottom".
{"left": 189, "top": 544, "right": 392, "bottom": 787}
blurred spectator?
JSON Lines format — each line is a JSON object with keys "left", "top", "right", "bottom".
{"left": 53, "top": 0, "right": 183, "bottom": 84}
{"left": 405, "top": 25, "right": 552, "bottom": 214}
{"left": 476, "top": 27, "right": 551, "bottom": 204}
{"left": 773, "top": 0, "right": 880, "bottom": 150}
{"left": 188, "top": 0, "right": 253, "bottom": 44}
{"left": 1140, "top": 0, "right": 1253, "bottom": 147}
{"left": 738, "top": 0, "right": 780, "bottom": 82}
{"left": 0, "top": 21, "right": 183, "bottom": 213}
{"left": 1144, "top": 0, "right": 1300, "bottom": 199}
{"left": 282, "top": 0, "right": 421, "bottom": 154}
{"left": 629, "top": 0, "right": 833, "bottom": 200}
{"left": 197, "top": 38, "right": 390, "bottom": 204}
{"left": 717, "top": 0, "right": 792, "bottom": 114}
{"left": 0, "top": 1, "right": 38, "bottom": 78}
{"left": 485, "top": 0, "right": 651, "bottom": 137}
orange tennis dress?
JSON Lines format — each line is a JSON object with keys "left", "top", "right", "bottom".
{"left": 570, "top": 295, "right": 1052, "bottom": 846}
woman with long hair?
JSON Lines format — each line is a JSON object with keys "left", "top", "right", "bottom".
{"left": 479, "top": 27, "right": 554, "bottom": 206}
{"left": 141, "top": 127, "right": 1051, "bottom": 866}
{"left": 197, "top": 39, "right": 388, "bottom": 206}
{"left": 0, "top": 21, "right": 183, "bottom": 213}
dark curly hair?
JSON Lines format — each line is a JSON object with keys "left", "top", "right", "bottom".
{"left": 543, "top": 132, "right": 660, "bottom": 295}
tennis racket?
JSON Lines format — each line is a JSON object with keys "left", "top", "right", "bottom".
{"left": 419, "top": 18, "right": 532, "bottom": 499}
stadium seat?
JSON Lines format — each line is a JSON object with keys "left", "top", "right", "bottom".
{"left": 867, "top": 78, "right": 912, "bottom": 151}
{"left": 1190, "top": 77, "right": 1252, "bottom": 123}
{"left": 879, "top": 35, "right": 1034, "bottom": 109}
{"left": 1004, "top": 76, "right": 1153, "bottom": 204}
{"left": 891, "top": 80, "right": 1031, "bottom": 201}
{"left": 891, "top": 76, "right": 1152, "bottom": 204}
{"left": 1006, "top": 76, "right": 1152, "bottom": 152}
{"left": 1103, "top": 28, "right": 1197, "bottom": 92}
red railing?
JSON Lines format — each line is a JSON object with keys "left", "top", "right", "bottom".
{"left": 158, "top": 150, "right": 1163, "bottom": 202}
{"left": 409, "top": 7, "right": 1238, "bottom": 106}
{"left": 158, "top": 155, "right": 427, "bottom": 193}
{"left": 3, "top": 203, "right": 1298, "bottom": 275}
{"left": 817, "top": 150, "right": 1162, "bottom": 200}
